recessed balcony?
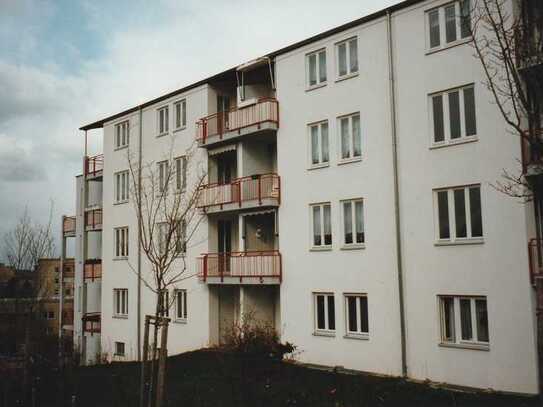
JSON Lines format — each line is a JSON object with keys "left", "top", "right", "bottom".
{"left": 197, "top": 173, "right": 280, "bottom": 214}
{"left": 85, "top": 154, "right": 104, "bottom": 179}
{"left": 196, "top": 98, "right": 278, "bottom": 148}
{"left": 82, "top": 312, "right": 101, "bottom": 335}
{"left": 62, "top": 216, "right": 76, "bottom": 237}
{"left": 85, "top": 208, "right": 103, "bottom": 231}
{"left": 84, "top": 259, "right": 102, "bottom": 281}
{"left": 197, "top": 250, "right": 281, "bottom": 284}
{"left": 521, "top": 129, "right": 543, "bottom": 176}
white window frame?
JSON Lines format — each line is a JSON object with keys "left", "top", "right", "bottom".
{"left": 306, "top": 48, "right": 327, "bottom": 89}
{"left": 340, "top": 198, "right": 365, "bottom": 248}
{"left": 114, "top": 227, "right": 129, "bottom": 259}
{"left": 114, "top": 120, "right": 130, "bottom": 149}
{"left": 426, "top": 0, "right": 472, "bottom": 52}
{"left": 114, "top": 170, "right": 129, "bottom": 203}
{"left": 313, "top": 292, "right": 336, "bottom": 335}
{"left": 113, "top": 288, "right": 128, "bottom": 317}
{"left": 157, "top": 105, "right": 169, "bottom": 136}
{"left": 308, "top": 120, "right": 330, "bottom": 169}
{"left": 429, "top": 84, "right": 477, "bottom": 147}
{"left": 114, "top": 341, "right": 125, "bottom": 356}
{"left": 310, "top": 202, "right": 332, "bottom": 249}
{"left": 438, "top": 295, "right": 489, "bottom": 349}
{"left": 337, "top": 112, "right": 362, "bottom": 163}
{"left": 174, "top": 289, "right": 187, "bottom": 322}
{"left": 335, "top": 37, "right": 359, "bottom": 79}
{"left": 344, "top": 294, "right": 369, "bottom": 338}
{"left": 434, "top": 184, "right": 483, "bottom": 244}
{"left": 174, "top": 99, "right": 187, "bottom": 130}
{"left": 175, "top": 156, "right": 187, "bottom": 192}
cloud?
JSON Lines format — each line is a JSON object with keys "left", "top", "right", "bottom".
{"left": 0, "top": 134, "right": 45, "bottom": 182}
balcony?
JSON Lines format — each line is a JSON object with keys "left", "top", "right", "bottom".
{"left": 196, "top": 98, "right": 278, "bottom": 147}
{"left": 82, "top": 312, "right": 101, "bottom": 335}
{"left": 521, "top": 129, "right": 543, "bottom": 175}
{"left": 197, "top": 173, "right": 280, "bottom": 214}
{"left": 516, "top": 13, "right": 542, "bottom": 72}
{"left": 85, "top": 208, "right": 103, "bottom": 231}
{"left": 84, "top": 259, "right": 102, "bottom": 281}
{"left": 197, "top": 250, "right": 281, "bottom": 284}
{"left": 62, "top": 216, "right": 76, "bottom": 237}
{"left": 85, "top": 154, "right": 104, "bottom": 179}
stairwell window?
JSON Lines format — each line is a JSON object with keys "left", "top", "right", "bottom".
{"left": 113, "top": 289, "right": 128, "bottom": 317}
{"left": 427, "top": 1, "right": 472, "bottom": 51}
{"left": 341, "top": 199, "right": 364, "bottom": 247}
{"left": 434, "top": 185, "right": 483, "bottom": 244}
{"left": 158, "top": 160, "right": 169, "bottom": 193}
{"left": 336, "top": 37, "right": 358, "bottom": 79}
{"left": 344, "top": 294, "right": 369, "bottom": 338}
{"left": 114, "top": 171, "right": 129, "bottom": 203}
{"left": 307, "top": 49, "right": 327, "bottom": 88}
{"left": 439, "top": 296, "right": 489, "bottom": 349}
{"left": 174, "top": 99, "right": 187, "bottom": 130}
{"left": 157, "top": 106, "right": 169, "bottom": 136}
{"left": 175, "top": 156, "right": 187, "bottom": 192}
{"left": 430, "top": 85, "right": 477, "bottom": 146}
{"left": 115, "top": 120, "right": 129, "bottom": 149}
{"left": 114, "top": 342, "right": 125, "bottom": 356}
{"left": 175, "top": 219, "right": 187, "bottom": 255}
{"left": 311, "top": 203, "right": 332, "bottom": 249}
{"left": 338, "top": 113, "right": 362, "bottom": 162}
{"left": 114, "top": 227, "right": 129, "bottom": 258}
{"left": 175, "top": 289, "right": 187, "bottom": 322}
{"left": 314, "top": 293, "right": 335, "bottom": 335}
{"left": 309, "top": 121, "right": 329, "bottom": 168}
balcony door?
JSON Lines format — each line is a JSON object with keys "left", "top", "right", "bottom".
{"left": 218, "top": 220, "right": 232, "bottom": 275}
{"left": 217, "top": 95, "right": 231, "bottom": 133}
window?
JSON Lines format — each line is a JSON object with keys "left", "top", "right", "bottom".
{"left": 157, "top": 106, "right": 169, "bottom": 135}
{"left": 114, "top": 342, "right": 125, "bottom": 356}
{"left": 427, "top": 1, "right": 472, "bottom": 51}
{"left": 175, "top": 289, "right": 187, "bottom": 321}
{"left": 160, "top": 290, "right": 170, "bottom": 317}
{"left": 435, "top": 185, "right": 483, "bottom": 242}
{"left": 307, "top": 49, "right": 327, "bottom": 87}
{"left": 430, "top": 85, "right": 477, "bottom": 145}
{"left": 338, "top": 113, "right": 362, "bottom": 161}
{"left": 439, "top": 296, "right": 489, "bottom": 347}
{"left": 113, "top": 288, "right": 128, "bottom": 317}
{"left": 314, "top": 293, "right": 335, "bottom": 333}
{"left": 309, "top": 121, "right": 329, "bottom": 167}
{"left": 175, "top": 156, "right": 187, "bottom": 191}
{"left": 115, "top": 121, "right": 129, "bottom": 149}
{"left": 158, "top": 160, "right": 169, "bottom": 193}
{"left": 311, "top": 203, "right": 332, "bottom": 248}
{"left": 45, "top": 311, "right": 54, "bottom": 320}
{"left": 174, "top": 99, "right": 187, "bottom": 129}
{"left": 175, "top": 220, "right": 187, "bottom": 255}
{"left": 115, "top": 227, "right": 129, "bottom": 258}
{"left": 341, "top": 199, "right": 364, "bottom": 246}
{"left": 336, "top": 37, "right": 358, "bottom": 78}
{"left": 344, "top": 294, "right": 369, "bottom": 337}
{"left": 115, "top": 171, "right": 129, "bottom": 203}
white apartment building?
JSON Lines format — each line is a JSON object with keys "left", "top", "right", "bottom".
{"left": 63, "top": 0, "right": 543, "bottom": 395}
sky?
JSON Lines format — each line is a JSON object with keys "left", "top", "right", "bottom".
{"left": 0, "top": 0, "right": 399, "bottom": 258}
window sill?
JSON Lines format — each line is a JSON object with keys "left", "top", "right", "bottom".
{"left": 173, "top": 126, "right": 187, "bottom": 133}
{"left": 305, "top": 83, "right": 327, "bottom": 92}
{"left": 114, "top": 145, "right": 129, "bottom": 152}
{"left": 113, "top": 315, "right": 128, "bottom": 320}
{"left": 434, "top": 238, "right": 484, "bottom": 247}
{"left": 173, "top": 318, "right": 187, "bottom": 324}
{"left": 113, "top": 257, "right": 128, "bottom": 261}
{"left": 430, "top": 136, "right": 478, "bottom": 150}
{"left": 438, "top": 342, "right": 489, "bottom": 351}
{"left": 310, "top": 246, "right": 333, "bottom": 252}
{"left": 114, "top": 200, "right": 129, "bottom": 206}
{"left": 156, "top": 132, "right": 169, "bottom": 138}
{"left": 307, "top": 163, "right": 330, "bottom": 171}
{"left": 313, "top": 331, "right": 336, "bottom": 338}
{"left": 338, "top": 157, "right": 362, "bottom": 166}
{"left": 335, "top": 72, "right": 359, "bottom": 83}
{"left": 426, "top": 37, "right": 472, "bottom": 56}
{"left": 344, "top": 333, "right": 369, "bottom": 341}
{"left": 340, "top": 244, "right": 365, "bottom": 251}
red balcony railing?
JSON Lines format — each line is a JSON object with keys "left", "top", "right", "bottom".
{"left": 197, "top": 250, "right": 281, "bottom": 283}
{"left": 85, "top": 208, "right": 103, "bottom": 230}
{"left": 85, "top": 154, "right": 104, "bottom": 176}
{"left": 196, "top": 98, "right": 279, "bottom": 145}
{"left": 63, "top": 216, "right": 76, "bottom": 235}
{"left": 82, "top": 312, "right": 101, "bottom": 334}
{"left": 197, "top": 173, "right": 280, "bottom": 210}
{"left": 521, "top": 129, "right": 543, "bottom": 173}
{"left": 84, "top": 259, "right": 102, "bottom": 281}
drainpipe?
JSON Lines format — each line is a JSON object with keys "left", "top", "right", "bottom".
{"left": 387, "top": 10, "right": 407, "bottom": 378}
{"left": 137, "top": 106, "right": 143, "bottom": 361}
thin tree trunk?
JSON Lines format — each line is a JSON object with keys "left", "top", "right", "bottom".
{"left": 155, "top": 320, "right": 168, "bottom": 407}
{"left": 140, "top": 316, "right": 150, "bottom": 407}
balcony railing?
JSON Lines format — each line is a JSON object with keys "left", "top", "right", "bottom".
{"left": 62, "top": 216, "right": 76, "bottom": 236}
{"left": 85, "top": 208, "right": 103, "bottom": 230}
{"left": 196, "top": 98, "right": 279, "bottom": 145}
{"left": 197, "top": 173, "right": 280, "bottom": 210}
{"left": 82, "top": 312, "right": 101, "bottom": 334}
{"left": 85, "top": 154, "right": 104, "bottom": 177}
{"left": 197, "top": 250, "right": 281, "bottom": 283}
{"left": 521, "top": 129, "right": 543, "bottom": 173}
{"left": 84, "top": 259, "right": 102, "bottom": 281}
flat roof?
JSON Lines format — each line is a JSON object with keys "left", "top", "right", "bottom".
{"left": 79, "top": 0, "right": 424, "bottom": 131}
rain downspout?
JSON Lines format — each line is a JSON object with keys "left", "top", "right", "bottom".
{"left": 137, "top": 106, "right": 143, "bottom": 360}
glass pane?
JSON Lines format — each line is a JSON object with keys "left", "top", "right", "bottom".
{"left": 317, "top": 295, "right": 325, "bottom": 329}
{"left": 338, "top": 43, "right": 347, "bottom": 76}
{"left": 445, "top": 5, "right": 457, "bottom": 43}
{"left": 469, "top": 187, "right": 483, "bottom": 237}
{"left": 177, "top": 292, "right": 182, "bottom": 318}
{"left": 460, "top": 0, "right": 472, "bottom": 38}
{"left": 341, "top": 118, "right": 350, "bottom": 159}
{"left": 360, "top": 296, "right": 369, "bottom": 333}
{"left": 355, "top": 201, "right": 364, "bottom": 243}
{"left": 460, "top": 299, "right": 473, "bottom": 340}
{"left": 349, "top": 38, "right": 358, "bottom": 73}
{"left": 454, "top": 189, "right": 467, "bottom": 238}
{"left": 182, "top": 100, "right": 186, "bottom": 126}
{"left": 449, "top": 91, "right": 461, "bottom": 139}
{"left": 432, "top": 95, "right": 445, "bottom": 142}
{"left": 463, "top": 87, "right": 477, "bottom": 136}
{"left": 313, "top": 206, "right": 321, "bottom": 246}
{"left": 323, "top": 204, "right": 332, "bottom": 245}
{"left": 327, "top": 295, "right": 335, "bottom": 330}
{"left": 429, "top": 9, "right": 441, "bottom": 48}
{"left": 165, "top": 107, "right": 169, "bottom": 131}
{"left": 442, "top": 297, "right": 455, "bottom": 341}
{"left": 183, "top": 292, "right": 187, "bottom": 318}
{"left": 348, "top": 297, "right": 357, "bottom": 332}
{"left": 352, "top": 115, "right": 361, "bottom": 157}
{"left": 318, "top": 51, "right": 327, "bottom": 83}
{"left": 116, "top": 174, "right": 120, "bottom": 202}
{"left": 475, "top": 299, "right": 489, "bottom": 342}
{"left": 159, "top": 110, "right": 164, "bottom": 133}
{"left": 321, "top": 123, "right": 329, "bottom": 163}
{"left": 176, "top": 159, "right": 182, "bottom": 189}
{"left": 308, "top": 54, "right": 317, "bottom": 86}
{"left": 437, "top": 191, "right": 450, "bottom": 239}
{"left": 311, "top": 126, "right": 319, "bottom": 164}
{"left": 343, "top": 202, "right": 353, "bottom": 244}
{"left": 176, "top": 103, "right": 181, "bottom": 128}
